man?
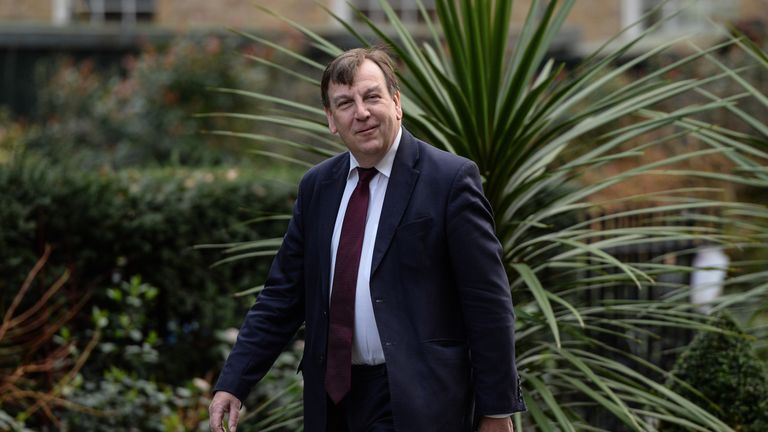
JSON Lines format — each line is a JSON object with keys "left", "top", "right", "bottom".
{"left": 209, "top": 47, "right": 525, "bottom": 432}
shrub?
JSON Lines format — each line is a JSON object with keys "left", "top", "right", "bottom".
{"left": 0, "top": 156, "right": 298, "bottom": 383}
{"left": 0, "top": 108, "right": 25, "bottom": 164}
{"left": 60, "top": 369, "right": 211, "bottom": 432}
{"left": 0, "top": 247, "right": 98, "bottom": 430}
{"left": 24, "top": 35, "right": 271, "bottom": 168}
{"left": 59, "top": 276, "right": 212, "bottom": 432}
{"left": 664, "top": 312, "right": 768, "bottom": 431}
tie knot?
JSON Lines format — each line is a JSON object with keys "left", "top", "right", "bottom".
{"left": 357, "top": 167, "right": 378, "bottom": 184}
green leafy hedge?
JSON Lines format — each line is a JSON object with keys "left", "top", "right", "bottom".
{"left": 0, "top": 157, "right": 297, "bottom": 382}
{"left": 665, "top": 312, "right": 768, "bottom": 432}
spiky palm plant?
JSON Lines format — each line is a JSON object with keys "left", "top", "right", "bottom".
{"left": 205, "top": 0, "right": 768, "bottom": 430}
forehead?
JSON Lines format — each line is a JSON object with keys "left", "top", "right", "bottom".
{"left": 328, "top": 60, "right": 387, "bottom": 94}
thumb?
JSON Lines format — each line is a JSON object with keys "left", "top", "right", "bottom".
{"left": 227, "top": 399, "right": 240, "bottom": 432}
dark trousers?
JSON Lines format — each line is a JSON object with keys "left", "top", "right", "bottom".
{"left": 326, "top": 364, "right": 395, "bottom": 432}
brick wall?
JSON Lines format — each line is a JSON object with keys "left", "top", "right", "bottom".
{"left": 156, "top": 0, "right": 334, "bottom": 31}
{"left": 738, "top": 0, "right": 768, "bottom": 19}
{"left": 566, "top": 0, "right": 623, "bottom": 46}
{"left": 0, "top": 0, "right": 51, "bottom": 22}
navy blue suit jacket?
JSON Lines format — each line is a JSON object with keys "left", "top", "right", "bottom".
{"left": 214, "top": 129, "right": 525, "bottom": 431}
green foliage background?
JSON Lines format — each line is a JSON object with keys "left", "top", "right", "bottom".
{"left": 23, "top": 36, "right": 268, "bottom": 168}
{"left": 0, "top": 34, "right": 306, "bottom": 431}
{"left": 0, "top": 158, "right": 295, "bottom": 383}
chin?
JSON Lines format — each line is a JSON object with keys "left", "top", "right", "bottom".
{"left": 363, "top": 144, "right": 387, "bottom": 154}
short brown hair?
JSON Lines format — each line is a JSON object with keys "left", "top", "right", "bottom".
{"left": 320, "top": 47, "right": 400, "bottom": 109}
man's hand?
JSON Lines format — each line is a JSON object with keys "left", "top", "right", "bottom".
{"left": 209, "top": 391, "right": 242, "bottom": 432}
{"left": 478, "top": 416, "right": 515, "bottom": 432}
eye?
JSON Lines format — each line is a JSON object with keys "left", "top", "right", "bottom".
{"left": 336, "top": 100, "right": 352, "bottom": 109}
{"left": 366, "top": 94, "right": 381, "bottom": 101}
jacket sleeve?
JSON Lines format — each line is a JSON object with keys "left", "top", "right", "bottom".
{"left": 446, "top": 161, "right": 526, "bottom": 415}
{"left": 213, "top": 178, "right": 308, "bottom": 402}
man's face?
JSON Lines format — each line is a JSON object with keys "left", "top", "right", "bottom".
{"left": 324, "top": 59, "right": 403, "bottom": 168}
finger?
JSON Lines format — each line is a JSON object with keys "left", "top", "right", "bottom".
{"left": 209, "top": 403, "right": 226, "bottom": 432}
{"left": 228, "top": 400, "right": 240, "bottom": 432}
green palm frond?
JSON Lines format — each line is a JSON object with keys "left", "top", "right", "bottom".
{"left": 208, "top": 0, "right": 768, "bottom": 430}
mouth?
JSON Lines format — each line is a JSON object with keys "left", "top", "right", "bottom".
{"left": 355, "top": 125, "right": 379, "bottom": 135}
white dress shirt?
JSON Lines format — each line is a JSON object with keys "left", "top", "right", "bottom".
{"left": 329, "top": 128, "right": 402, "bottom": 365}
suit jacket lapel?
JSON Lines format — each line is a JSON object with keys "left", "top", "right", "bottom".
{"left": 316, "top": 154, "right": 349, "bottom": 305}
{"left": 371, "top": 129, "right": 421, "bottom": 276}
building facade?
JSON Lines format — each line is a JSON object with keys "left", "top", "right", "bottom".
{"left": 1, "top": 0, "right": 764, "bottom": 115}
{"left": 1, "top": 0, "right": 765, "bottom": 49}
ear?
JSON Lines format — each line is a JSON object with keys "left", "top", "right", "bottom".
{"left": 324, "top": 108, "right": 338, "bottom": 134}
{"left": 393, "top": 91, "right": 403, "bottom": 121}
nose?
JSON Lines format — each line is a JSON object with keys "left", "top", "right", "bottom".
{"left": 353, "top": 100, "right": 370, "bottom": 120}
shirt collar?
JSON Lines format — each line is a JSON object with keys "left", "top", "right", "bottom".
{"left": 348, "top": 127, "right": 402, "bottom": 179}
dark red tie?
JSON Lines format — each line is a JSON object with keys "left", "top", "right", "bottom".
{"left": 325, "top": 167, "right": 378, "bottom": 404}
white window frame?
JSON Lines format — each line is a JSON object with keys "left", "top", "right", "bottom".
{"left": 53, "top": 0, "right": 73, "bottom": 25}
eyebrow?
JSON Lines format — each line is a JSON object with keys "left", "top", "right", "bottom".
{"left": 362, "top": 85, "right": 383, "bottom": 96}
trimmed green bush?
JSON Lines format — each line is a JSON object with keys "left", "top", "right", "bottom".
{"left": 0, "top": 157, "right": 298, "bottom": 382}
{"left": 664, "top": 312, "right": 768, "bottom": 431}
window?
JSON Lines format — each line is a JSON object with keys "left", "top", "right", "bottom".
{"left": 621, "top": 0, "right": 733, "bottom": 39}
{"left": 70, "top": 0, "right": 155, "bottom": 24}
